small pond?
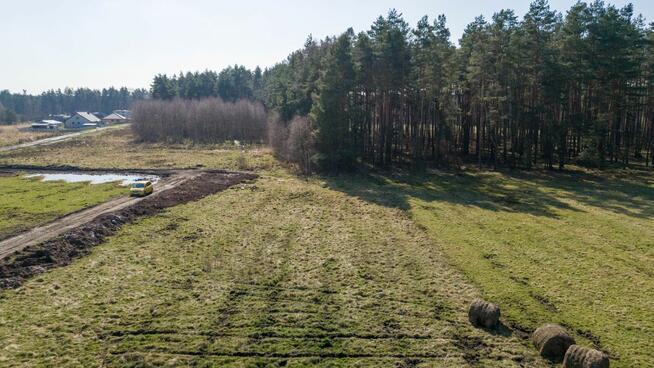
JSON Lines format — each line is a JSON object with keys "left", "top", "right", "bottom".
{"left": 26, "top": 172, "right": 160, "bottom": 186}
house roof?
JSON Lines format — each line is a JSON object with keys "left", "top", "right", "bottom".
{"left": 75, "top": 112, "right": 101, "bottom": 122}
{"left": 41, "top": 120, "right": 63, "bottom": 125}
{"left": 103, "top": 113, "right": 126, "bottom": 120}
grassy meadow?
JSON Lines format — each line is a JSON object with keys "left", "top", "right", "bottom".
{"left": 0, "top": 174, "right": 126, "bottom": 240}
{"left": 0, "top": 128, "right": 652, "bottom": 366}
{"left": 328, "top": 168, "right": 654, "bottom": 367}
{"left": 0, "top": 174, "right": 544, "bottom": 367}
{"left": 0, "top": 124, "right": 59, "bottom": 147}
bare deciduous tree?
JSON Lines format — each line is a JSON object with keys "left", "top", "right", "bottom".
{"left": 132, "top": 97, "right": 267, "bottom": 144}
{"left": 288, "top": 117, "right": 315, "bottom": 174}
{"left": 267, "top": 112, "right": 289, "bottom": 159}
{"left": 267, "top": 115, "right": 315, "bottom": 174}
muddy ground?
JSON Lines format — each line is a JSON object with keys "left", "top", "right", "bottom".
{"left": 0, "top": 171, "right": 256, "bottom": 289}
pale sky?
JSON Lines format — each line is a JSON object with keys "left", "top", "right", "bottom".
{"left": 2, "top": 0, "right": 652, "bottom": 94}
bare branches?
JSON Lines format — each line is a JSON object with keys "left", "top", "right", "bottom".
{"left": 268, "top": 115, "right": 315, "bottom": 174}
{"left": 132, "top": 97, "right": 267, "bottom": 144}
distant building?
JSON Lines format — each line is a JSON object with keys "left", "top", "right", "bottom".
{"left": 64, "top": 112, "right": 101, "bottom": 129}
{"left": 113, "top": 110, "right": 131, "bottom": 119}
{"left": 48, "top": 114, "right": 70, "bottom": 122}
{"left": 102, "top": 112, "right": 128, "bottom": 125}
{"left": 32, "top": 120, "right": 63, "bottom": 131}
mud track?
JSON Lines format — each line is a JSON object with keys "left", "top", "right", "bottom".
{"left": 0, "top": 170, "right": 256, "bottom": 289}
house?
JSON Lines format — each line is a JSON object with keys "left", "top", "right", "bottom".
{"left": 48, "top": 114, "right": 70, "bottom": 122}
{"left": 102, "top": 112, "right": 128, "bottom": 125}
{"left": 64, "top": 112, "right": 101, "bottom": 129}
{"left": 31, "top": 120, "right": 63, "bottom": 131}
{"left": 113, "top": 110, "right": 131, "bottom": 119}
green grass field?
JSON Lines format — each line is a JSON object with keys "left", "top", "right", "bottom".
{"left": 0, "top": 129, "right": 652, "bottom": 367}
{"left": 328, "top": 168, "right": 654, "bottom": 367}
{"left": 0, "top": 174, "right": 544, "bottom": 367}
{"left": 0, "top": 175, "right": 126, "bottom": 240}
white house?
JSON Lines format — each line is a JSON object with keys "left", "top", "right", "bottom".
{"left": 64, "top": 112, "right": 101, "bottom": 129}
{"left": 102, "top": 112, "right": 128, "bottom": 125}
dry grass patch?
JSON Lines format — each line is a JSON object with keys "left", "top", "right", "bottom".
{"left": 0, "top": 124, "right": 59, "bottom": 147}
{"left": 0, "top": 128, "right": 277, "bottom": 171}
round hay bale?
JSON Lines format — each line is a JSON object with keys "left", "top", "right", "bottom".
{"left": 532, "top": 324, "right": 575, "bottom": 362}
{"left": 562, "top": 345, "right": 609, "bottom": 368}
{"left": 468, "top": 299, "right": 500, "bottom": 329}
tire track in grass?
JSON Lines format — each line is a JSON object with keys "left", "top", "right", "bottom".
{"left": 0, "top": 174, "right": 548, "bottom": 367}
{"left": 224, "top": 220, "right": 297, "bottom": 366}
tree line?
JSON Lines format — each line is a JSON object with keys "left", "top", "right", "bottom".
{"left": 0, "top": 87, "right": 149, "bottom": 123}
{"left": 0, "top": 103, "right": 18, "bottom": 124}
{"left": 150, "top": 66, "right": 263, "bottom": 102}
{"left": 146, "top": 1, "right": 653, "bottom": 171}
{"left": 260, "top": 1, "right": 654, "bottom": 171}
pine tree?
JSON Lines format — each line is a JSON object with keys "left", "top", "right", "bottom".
{"left": 136, "top": 1, "right": 654, "bottom": 173}
{"left": 151, "top": 74, "right": 177, "bottom": 100}
{"left": 310, "top": 32, "right": 355, "bottom": 171}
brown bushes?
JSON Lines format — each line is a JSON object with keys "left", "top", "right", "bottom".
{"left": 132, "top": 97, "right": 266, "bottom": 144}
{"left": 562, "top": 345, "right": 610, "bottom": 368}
{"left": 468, "top": 299, "right": 500, "bottom": 329}
{"left": 268, "top": 115, "right": 315, "bottom": 174}
{"left": 532, "top": 324, "right": 576, "bottom": 362}
{"left": 267, "top": 113, "right": 289, "bottom": 159}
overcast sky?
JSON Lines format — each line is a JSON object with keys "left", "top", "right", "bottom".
{"left": 2, "top": 0, "right": 652, "bottom": 94}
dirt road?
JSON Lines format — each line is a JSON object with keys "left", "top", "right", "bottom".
{"left": 0, "top": 170, "right": 200, "bottom": 260}
{"left": 0, "top": 125, "right": 127, "bottom": 152}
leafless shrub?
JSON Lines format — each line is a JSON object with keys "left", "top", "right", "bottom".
{"left": 267, "top": 115, "right": 315, "bottom": 174}
{"left": 132, "top": 97, "right": 266, "bottom": 144}
{"left": 287, "top": 116, "right": 314, "bottom": 175}
{"left": 267, "top": 112, "right": 289, "bottom": 160}
{"left": 235, "top": 153, "right": 249, "bottom": 170}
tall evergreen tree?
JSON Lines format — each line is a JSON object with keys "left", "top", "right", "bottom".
{"left": 310, "top": 32, "right": 355, "bottom": 171}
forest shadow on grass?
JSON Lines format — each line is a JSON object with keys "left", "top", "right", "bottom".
{"left": 322, "top": 167, "right": 654, "bottom": 219}
{"left": 518, "top": 169, "right": 654, "bottom": 219}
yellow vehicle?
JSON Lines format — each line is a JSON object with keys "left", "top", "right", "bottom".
{"left": 130, "top": 180, "right": 154, "bottom": 197}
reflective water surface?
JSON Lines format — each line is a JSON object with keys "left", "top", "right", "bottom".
{"left": 26, "top": 172, "right": 159, "bottom": 186}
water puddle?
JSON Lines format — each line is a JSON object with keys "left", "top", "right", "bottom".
{"left": 26, "top": 172, "right": 160, "bottom": 186}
